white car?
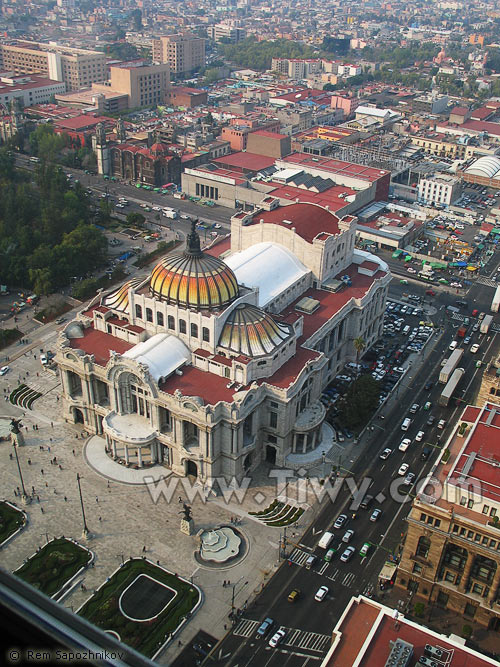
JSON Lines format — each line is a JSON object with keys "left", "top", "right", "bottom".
{"left": 342, "top": 529, "right": 354, "bottom": 543}
{"left": 152, "top": 206, "right": 162, "bottom": 211}
{"left": 379, "top": 448, "right": 392, "bottom": 460}
{"left": 370, "top": 509, "right": 382, "bottom": 522}
{"left": 470, "top": 343, "right": 480, "bottom": 353}
{"left": 334, "top": 514, "right": 347, "bottom": 529}
{"left": 398, "top": 462, "right": 409, "bottom": 476}
{"left": 404, "top": 472, "right": 416, "bottom": 486}
{"left": 415, "top": 430, "right": 425, "bottom": 442}
{"left": 399, "top": 438, "right": 411, "bottom": 452}
{"left": 214, "top": 223, "right": 221, "bottom": 229}
{"left": 40, "top": 354, "right": 48, "bottom": 366}
{"left": 340, "top": 546, "right": 355, "bottom": 562}
{"left": 0, "top": 365, "right": 10, "bottom": 376}
{"left": 314, "top": 585, "right": 329, "bottom": 602}
{"left": 269, "top": 629, "right": 286, "bottom": 647}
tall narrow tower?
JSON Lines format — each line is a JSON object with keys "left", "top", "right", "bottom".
{"left": 92, "top": 122, "right": 110, "bottom": 176}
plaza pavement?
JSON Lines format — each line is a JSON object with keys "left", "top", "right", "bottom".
{"left": 0, "top": 297, "right": 440, "bottom": 663}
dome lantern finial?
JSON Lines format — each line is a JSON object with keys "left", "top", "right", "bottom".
{"left": 185, "top": 218, "right": 201, "bottom": 256}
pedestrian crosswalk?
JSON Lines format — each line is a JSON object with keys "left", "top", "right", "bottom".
{"left": 289, "top": 547, "right": 311, "bottom": 566}
{"left": 476, "top": 276, "right": 497, "bottom": 288}
{"left": 281, "top": 627, "right": 331, "bottom": 653}
{"left": 233, "top": 619, "right": 332, "bottom": 653}
{"left": 233, "top": 619, "right": 260, "bottom": 638}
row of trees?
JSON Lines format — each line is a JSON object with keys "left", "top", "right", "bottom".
{"left": 0, "top": 144, "right": 107, "bottom": 296}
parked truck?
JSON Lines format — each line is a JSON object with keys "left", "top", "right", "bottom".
{"left": 439, "top": 348, "right": 464, "bottom": 384}
{"left": 492, "top": 285, "right": 500, "bottom": 313}
{"left": 481, "top": 314, "right": 493, "bottom": 334}
{"left": 163, "top": 208, "right": 178, "bottom": 219}
{"left": 439, "top": 368, "right": 465, "bottom": 407}
{"left": 457, "top": 325, "right": 467, "bottom": 338}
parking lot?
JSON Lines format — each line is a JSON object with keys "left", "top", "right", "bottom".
{"left": 322, "top": 295, "right": 435, "bottom": 440}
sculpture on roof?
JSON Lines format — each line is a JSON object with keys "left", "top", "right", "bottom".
{"left": 116, "top": 117, "right": 126, "bottom": 143}
{"left": 95, "top": 122, "right": 107, "bottom": 146}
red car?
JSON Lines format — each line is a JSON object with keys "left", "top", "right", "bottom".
{"left": 472, "top": 309, "right": 479, "bottom": 317}
{"left": 426, "top": 289, "right": 436, "bottom": 296}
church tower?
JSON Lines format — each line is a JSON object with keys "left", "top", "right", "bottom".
{"left": 92, "top": 122, "right": 110, "bottom": 176}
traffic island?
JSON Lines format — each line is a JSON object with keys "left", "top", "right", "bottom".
{"left": 13, "top": 536, "right": 93, "bottom": 599}
{"left": 77, "top": 558, "right": 201, "bottom": 659}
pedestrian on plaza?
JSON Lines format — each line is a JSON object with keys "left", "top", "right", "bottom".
{"left": 9, "top": 453, "right": 13, "bottom": 460}
{"left": 72, "top": 449, "right": 75, "bottom": 456}
{"left": 45, "top": 482, "right": 48, "bottom": 487}
{"left": 31, "top": 486, "right": 35, "bottom": 494}
{"left": 14, "top": 489, "right": 17, "bottom": 497}
{"left": 142, "top": 546, "right": 146, "bottom": 553}
{"left": 41, "top": 469, "right": 44, "bottom": 475}
{"left": 98, "top": 516, "right": 102, "bottom": 522}
{"left": 95, "top": 497, "right": 99, "bottom": 503}
{"left": 36, "top": 496, "right": 39, "bottom": 502}
{"left": 64, "top": 496, "right": 67, "bottom": 502}
{"left": 41, "top": 507, "right": 44, "bottom": 513}
{"left": 178, "top": 496, "right": 182, "bottom": 503}
{"left": 107, "top": 480, "right": 110, "bottom": 488}
{"left": 59, "top": 464, "right": 62, "bottom": 470}
{"left": 48, "top": 444, "right": 51, "bottom": 450}
{"left": 27, "top": 459, "right": 31, "bottom": 465}
{"left": 53, "top": 489, "right": 57, "bottom": 494}
{"left": 51, "top": 422, "right": 53, "bottom": 428}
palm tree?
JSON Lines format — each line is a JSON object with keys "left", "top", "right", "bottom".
{"left": 353, "top": 336, "right": 366, "bottom": 376}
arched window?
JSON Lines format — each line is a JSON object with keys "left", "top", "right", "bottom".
{"left": 202, "top": 327, "right": 210, "bottom": 342}
{"left": 146, "top": 307, "right": 153, "bottom": 323}
{"left": 168, "top": 315, "right": 175, "bottom": 330}
{"left": 191, "top": 323, "right": 198, "bottom": 338}
{"left": 135, "top": 304, "right": 142, "bottom": 319}
{"left": 156, "top": 311, "right": 164, "bottom": 326}
{"left": 416, "top": 536, "right": 431, "bottom": 559}
{"left": 179, "top": 319, "right": 186, "bottom": 334}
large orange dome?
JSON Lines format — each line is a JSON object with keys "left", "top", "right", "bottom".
{"left": 150, "top": 221, "right": 239, "bottom": 310}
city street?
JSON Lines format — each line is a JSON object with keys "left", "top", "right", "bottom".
{"left": 203, "top": 277, "right": 500, "bottom": 666}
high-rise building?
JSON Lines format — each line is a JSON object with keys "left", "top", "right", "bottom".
{"left": 152, "top": 34, "right": 205, "bottom": 75}
{"left": 0, "top": 42, "right": 107, "bottom": 92}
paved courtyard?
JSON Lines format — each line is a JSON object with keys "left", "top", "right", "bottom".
{"left": 0, "top": 327, "right": 326, "bottom": 663}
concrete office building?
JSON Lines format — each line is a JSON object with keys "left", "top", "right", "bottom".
{"left": 396, "top": 402, "right": 500, "bottom": 631}
{"left": 91, "top": 62, "right": 170, "bottom": 109}
{"left": 417, "top": 174, "right": 461, "bottom": 206}
{"left": 152, "top": 34, "right": 205, "bottom": 75}
{"left": 0, "top": 41, "right": 107, "bottom": 92}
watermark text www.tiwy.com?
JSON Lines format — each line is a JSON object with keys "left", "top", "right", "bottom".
{"left": 142, "top": 470, "right": 484, "bottom": 509}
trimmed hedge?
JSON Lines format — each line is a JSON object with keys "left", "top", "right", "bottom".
{"left": 0, "top": 501, "right": 26, "bottom": 544}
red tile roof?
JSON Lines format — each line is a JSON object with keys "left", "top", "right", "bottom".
{"left": 281, "top": 266, "right": 384, "bottom": 342}
{"left": 259, "top": 346, "right": 321, "bottom": 389}
{"left": 205, "top": 236, "right": 231, "bottom": 258}
{"left": 461, "top": 119, "right": 500, "bottom": 136}
{"left": 283, "top": 153, "right": 389, "bottom": 182}
{"left": 328, "top": 597, "right": 496, "bottom": 667}
{"left": 69, "top": 327, "right": 133, "bottom": 366}
{"left": 159, "top": 365, "right": 237, "bottom": 405}
{"left": 213, "top": 152, "right": 275, "bottom": 172}
{"left": 248, "top": 202, "right": 341, "bottom": 243}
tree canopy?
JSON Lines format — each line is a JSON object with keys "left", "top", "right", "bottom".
{"left": 337, "top": 375, "right": 380, "bottom": 430}
{"left": 0, "top": 148, "right": 107, "bottom": 295}
{"left": 219, "top": 37, "right": 319, "bottom": 71}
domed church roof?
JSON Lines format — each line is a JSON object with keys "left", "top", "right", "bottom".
{"left": 150, "top": 220, "right": 239, "bottom": 310}
{"left": 219, "top": 303, "right": 293, "bottom": 357}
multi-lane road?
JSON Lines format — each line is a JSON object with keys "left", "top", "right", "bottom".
{"left": 205, "top": 279, "right": 499, "bottom": 667}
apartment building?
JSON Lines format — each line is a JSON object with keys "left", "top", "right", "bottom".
{"left": 417, "top": 174, "right": 461, "bottom": 206}
{"left": 208, "top": 23, "right": 245, "bottom": 43}
{"left": 152, "top": 34, "right": 205, "bottom": 75}
{"left": 0, "top": 42, "right": 107, "bottom": 92}
{"left": 397, "top": 402, "right": 500, "bottom": 631}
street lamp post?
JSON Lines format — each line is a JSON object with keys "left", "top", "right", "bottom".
{"left": 12, "top": 442, "right": 31, "bottom": 505}
{"left": 76, "top": 473, "right": 90, "bottom": 539}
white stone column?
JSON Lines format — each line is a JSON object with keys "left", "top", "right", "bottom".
{"left": 302, "top": 434, "right": 307, "bottom": 454}
{"left": 232, "top": 426, "right": 238, "bottom": 454}
{"left": 151, "top": 442, "right": 157, "bottom": 463}
{"left": 112, "top": 440, "right": 117, "bottom": 457}
{"left": 137, "top": 447, "right": 143, "bottom": 467}
{"left": 124, "top": 445, "right": 129, "bottom": 464}
{"left": 209, "top": 430, "right": 214, "bottom": 458}
{"left": 205, "top": 430, "right": 210, "bottom": 458}
{"left": 292, "top": 433, "right": 297, "bottom": 453}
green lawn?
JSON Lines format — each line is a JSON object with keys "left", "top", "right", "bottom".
{"left": 14, "top": 537, "right": 92, "bottom": 597}
{"left": 0, "top": 501, "right": 26, "bottom": 545}
{"left": 78, "top": 559, "right": 200, "bottom": 658}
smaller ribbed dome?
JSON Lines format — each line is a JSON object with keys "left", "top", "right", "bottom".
{"left": 103, "top": 277, "right": 143, "bottom": 314}
{"left": 219, "top": 304, "right": 292, "bottom": 357}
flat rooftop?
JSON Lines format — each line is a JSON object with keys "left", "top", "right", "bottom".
{"left": 282, "top": 153, "right": 390, "bottom": 183}
{"left": 325, "top": 595, "right": 498, "bottom": 666}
